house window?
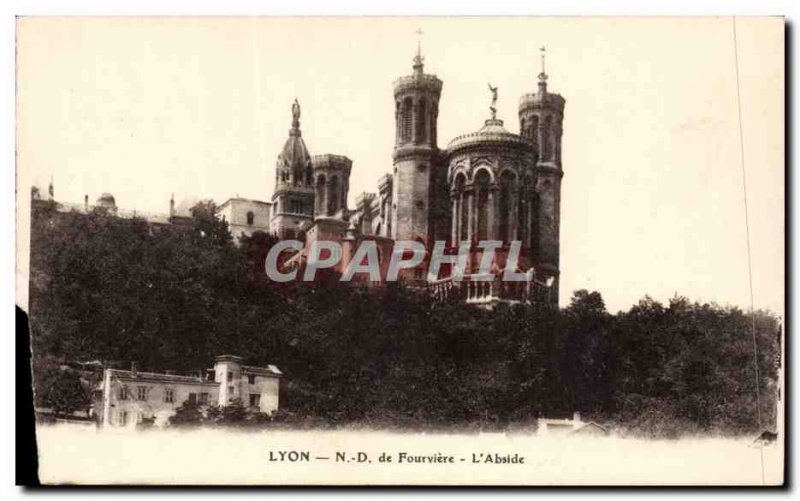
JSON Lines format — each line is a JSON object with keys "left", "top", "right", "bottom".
{"left": 248, "top": 375, "right": 256, "bottom": 385}
{"left": 137, "top": 412, "right": 144, "bottom": 424}
{"left": 119, "top": 386, "right": 129, "bottom": 400}
{"left": 119, "top": 411, "right": 128, "bottom": 426}
{"left": 227, "top": 371, "right": 233, "bottom": 382}
{"left": 249, "top": 394, "right": 261, "bottom": 408}
{"left": 137, "top": 386, "right": 148, "bottom": 401}
{"left": 246, "top": 211, "right": 254, "bottom": 225}
{"left": 164, "top": 389, "right": 174, "bottom": 403}
{"left": 199, "top": 393, "right": 209, "bottom": 405}
{"left": 188, "top": 393, "right": 197, "bottom": 405}
{"left": 228, "top": 386, "right": 235, "bottom": 399}
{"left": 290, "top": 200, "right": 303, "bottom": 214}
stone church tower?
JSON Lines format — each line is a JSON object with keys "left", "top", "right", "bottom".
{"left": 271, "top": 100, "right": 315, "bottom": 239}
{"left": 312, "top": 154, "right": 352, "bottom": 219}
{"left": 518, "top": 50, "right": 565, "bottom": 299}
{"left": 390, "top": 48, "right": 444, "bottom": 244}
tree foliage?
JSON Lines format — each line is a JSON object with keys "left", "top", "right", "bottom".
{"left": 28, "top": 204, "right": 782, "bottom": 436}
{"left": 33, "top": 357, "right": 90, "bottom": 416}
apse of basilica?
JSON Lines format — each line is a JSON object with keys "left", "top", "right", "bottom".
{"left": 30, "top": 41, "right": 563, "bottom": 307}
{"left": 269, "top": 46, "right": 565, "bottom": 306}
{"left": 271, "top": 46, "right": 565, "bottom": 301}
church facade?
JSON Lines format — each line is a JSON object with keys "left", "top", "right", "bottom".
{"left": 270, "top": 48, "right": 565, "bottom": 306}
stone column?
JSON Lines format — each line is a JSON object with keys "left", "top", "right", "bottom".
{"left": 466, "top": 186, "right": 475, "bottom": 243}
{"left": 450, "top": 192, "right": 459, "bottom": 244}
{"left": 525, "top": 189, "right": 534, "bottom": 249}
{"left": 508, "top": 189, "right": 519, "bottom": 241}
{"left": 456, "top": 193, "right": 463, "bottom": 242}
{"left": 488, "top": 183, "right": 500, "bottom": 240}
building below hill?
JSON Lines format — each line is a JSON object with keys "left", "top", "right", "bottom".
{"left": 96, "top": 355, "right": 282, "bottom": 429}
{"left": 31, "top": 184, "right": 272, "bottom": 246}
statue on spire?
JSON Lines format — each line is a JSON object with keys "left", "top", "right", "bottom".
{"left": 291, "top": 98, "right": 301, "bottom": 124}
{"left": 488, "top": 83, "right": 498, "bottom": 120}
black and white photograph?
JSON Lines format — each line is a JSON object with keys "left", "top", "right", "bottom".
{"left": 15, "top": 15, "right": 785, "bottom": 486}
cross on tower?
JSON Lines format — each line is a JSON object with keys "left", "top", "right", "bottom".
{"left": 538, "top": 45, "right": 549, "bottom": 84}
{"left": 540, "top": 46, "right": 547, "bottom": 74}
{"left": 413, "top": 28, "right": 425, "bottom": 66}
{"left": 412, "top": 28, "right": 425, "bottom": 69}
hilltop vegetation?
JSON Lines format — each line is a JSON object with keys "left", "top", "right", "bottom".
{"left": 28, "top": 203, "right": 781, "bottom": 437}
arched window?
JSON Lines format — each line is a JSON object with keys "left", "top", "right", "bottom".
{"left": 474, "top": 170, "right": 492, "bottom": 241}
{"left": 402, "top": 97, "right": 413, "bottom": 143}
{"left": 416, "top": 98, "right": 427, "bottom": 143}
{"left": 328, "top": 176, "right": 340, "bottom": 215}
{"left": 315, "top": 174, "right": 327, "bottom": 214}
{"left": 246, "top": 211, "right": 254, "bottom": 226}
{"left": 395, "top": 101, "right": 401, "bottom": 142}
{"left": 543, "top": 116, "right": 552, "bottom": 160}
{"left": 454, "top": 173, "right": 467, "bottom": 242}
{"left": 305, "top": 165, "right": 313, "bottom": 187}
{"left": 499, "top": 171, "right": 516, "bottom": 242}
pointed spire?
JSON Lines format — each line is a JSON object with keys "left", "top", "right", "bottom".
{"left": 538, "top": 46, "right": 548, "bottom": 93}
{"left": 413, "top": 28, "right": 425, "bottom": 75}
{"left": 48, "top": 175, "right": 54, "bottom": 200}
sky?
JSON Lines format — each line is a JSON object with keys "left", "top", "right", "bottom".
{"left": 16, "top": 17, "right": 784, "bottom": 314}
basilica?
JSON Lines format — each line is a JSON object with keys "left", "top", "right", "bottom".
{"left": 269, "top": 47, "right": 565, "bottom": 306}
{"left": 33, "top": 46, "right": 565, "bottom": 307}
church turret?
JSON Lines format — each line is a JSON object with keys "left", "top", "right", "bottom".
{"left": 312, "top": 154, "right": 352, "bottom": 218}
{"left": 271, "top": 99, "right": 315, "bottom": 239}
{"left": 518, "top": 47, "right": 565, "bottom": 303}
{"left": 391, "top": 34, "right": 444, "bottom": 244}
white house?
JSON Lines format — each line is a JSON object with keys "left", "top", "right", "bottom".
{"left": 97, "top": 355, "right": 282, "bottom": 429}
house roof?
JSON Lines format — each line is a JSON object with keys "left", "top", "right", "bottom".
{"left": 216, "top": 197, "right": 272, "bottom": 212}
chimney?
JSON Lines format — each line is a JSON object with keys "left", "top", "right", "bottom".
{"left": 131, "top": 361, "right": 138, "bottom": 377}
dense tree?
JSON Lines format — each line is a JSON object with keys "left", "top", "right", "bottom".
{"left": 167, "top": 401, "right": 204, "bottom": 427}
{"left": 33, "top": 357, "right": 89, "bottom": 416}
{"left": 28, "top": 203, "right": 782, "bottom": 436}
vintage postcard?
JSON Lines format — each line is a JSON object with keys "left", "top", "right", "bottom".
{"left": 16, "top": 16, "right": 784, "bottom": 485}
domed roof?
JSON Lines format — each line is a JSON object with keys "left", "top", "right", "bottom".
{"left": 174, "top": 196, "right": 199, "bottom": 218}
{"left": 278, "top": 134, "right": 311, "bottom": 172}
{"left": 97, "top": 192, "right": 116, "bottom": 206}
{"left": 447, "top": 118, "right": 533, "bottom": 153}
